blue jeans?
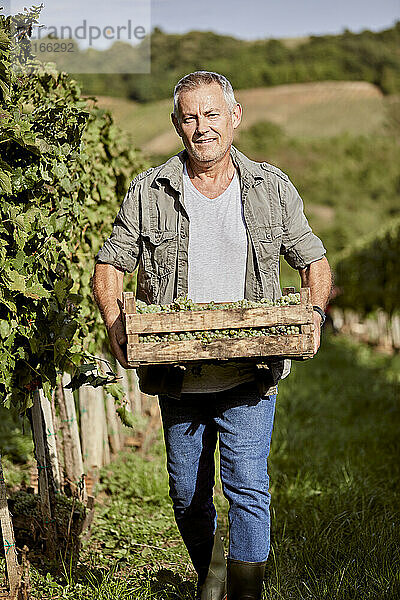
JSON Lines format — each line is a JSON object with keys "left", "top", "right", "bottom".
{"left": 159, "top": 381, "right": 277, "bottom": 563}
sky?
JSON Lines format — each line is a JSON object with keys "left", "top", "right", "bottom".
{"left": 4, "top": 0, "right": 399, "bottom": 49}
{"left": 151, "top": 0, "right": 400, "bottom": 40}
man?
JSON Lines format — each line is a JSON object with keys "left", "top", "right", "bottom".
{"left": 93, "top": 71, "right": 332, "bottom": 600}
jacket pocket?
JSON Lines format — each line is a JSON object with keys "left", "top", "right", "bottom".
{"left": 255, "top": 225, "right": 282, "bottom": 273}
{"left": 142, "top": 229, "right": 177, "bottom": 277}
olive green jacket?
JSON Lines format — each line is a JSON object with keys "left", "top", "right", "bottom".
{"left": 96, "top": 145, "right": 326, "bottom": 397}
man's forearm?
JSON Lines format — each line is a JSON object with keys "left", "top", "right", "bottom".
{"left": 299, "top": 256, "right": 332, "bottom": 310}
{"left": 92, "top": 263, "right": 124, "bottom": 329}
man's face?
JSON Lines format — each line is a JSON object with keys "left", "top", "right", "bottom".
{"left": 172, "top": 82, "right": 242, "bottom": 164}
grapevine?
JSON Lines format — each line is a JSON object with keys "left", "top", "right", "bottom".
{"left": 0, "top": 7, "right": 147, "bottom": 411}
{"left": 334, "top": 218, "right": 400, "bottom": 316}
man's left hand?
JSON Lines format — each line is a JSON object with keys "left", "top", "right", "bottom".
{"left": 313, "top": 312, "right": 322, "bottom": 355}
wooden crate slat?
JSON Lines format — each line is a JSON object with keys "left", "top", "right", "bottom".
{"left": 127, "top": 333, "right": 313, "bottom": 364}
{"left": 125, "top": 304, "right": 313, "bottom": 334}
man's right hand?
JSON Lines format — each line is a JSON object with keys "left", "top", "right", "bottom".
{"left": 107, "top": 315, "right": 132, "bottom": 369}
{"left": 92, "top": 263, "right": 132, "bottom": 369}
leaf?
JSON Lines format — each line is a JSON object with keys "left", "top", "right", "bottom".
{"left": 36, "top": 137, "right": 53, "bottom": 153}
{"left": 0, "top": 293, "right": 17, "bottom": 313}
{"left": 0, "top": 79, "right": 10, "bottom": 101}
{"left": 12, "top": 250, "right": 25, "bottom": 271}
{"left": 60, "top": 177, "right": 73, "bottom": 193}
{"left": 54, "top": 279, "right": 70, "bottom": 304}
{"left": 39, "top": 163, "right": 52, "bottom": 182}
{"left": 24, "top": 282, "right": 51, "bottom": 299}
{"left": 67, "top": 293, "right": 83, "bottom": 304}
{"left": 0, "top": 169, "right": 11, "bottom": 194}
{"left": 42, "top": 380, "right": 52, "bottom": 401}
{"left": 116, "top": 405, "right": 135, "bottom": 428}
{"left": 53, "top": 162, "right": 68, "bottom": 179}
{"left": 54, "top": 337, "right": 69, "bottom": 357}
{"left": 6, "top": 270, "right": 26, "bottom": 293}
{"left": 0, "top": 320, "right": 10, "bottom": 338}
{"left": 77, "top": 363, "right": 97, "bottom": 374}
{"left": 29, "top": 336, "right": 39, "bottom": 353}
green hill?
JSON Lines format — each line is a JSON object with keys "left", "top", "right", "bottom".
{"left": 69, "top": 23, "right": 400, "bottom": 101}
{"left": 91, "top": 81, "right": 385, "bottom": 155}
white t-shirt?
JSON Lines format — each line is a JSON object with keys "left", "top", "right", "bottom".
{"left": 181, "top": 162, "right": 255, "bottom": 393}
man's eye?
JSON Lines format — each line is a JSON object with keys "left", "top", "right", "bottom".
{"left": 183, "top": 117, "right": 195, "bottom": 123}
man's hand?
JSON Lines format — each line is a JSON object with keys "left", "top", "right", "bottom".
{"left": 107, "top": 315, "right": 132, "bottom": 369}
{"left": 92, "top": 263, "right": 134, "bottom": 369}
{"left": 313, "top": 311, "right": 322, "bottom": 355}
{"left": 298, "top": 256, "right": 332, "bottom": 356}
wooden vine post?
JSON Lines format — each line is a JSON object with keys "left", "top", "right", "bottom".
{"left": 105, "top": 390, "right": 122, "bottom": 454}
{"left": 0, "top": 456, "right": 20, "bottom": 598}
{"left": 102, "top": 400, "right": 111, "bottom": 467}
{"left": 60, "top": 375, "right": 86, "bottom": 502}
{"left": 79, "top": 385, "right": 105, "bottom": 495}
{"left": 51, "top": 388, "right": 64, "bottom": 491}
{"left": 57, "top": 379, "right": 75, "bottom": 493}
{"left": 31, "top": 389, "right": 57, "bottom": 559}
{"left": 40, "top": 390, "right": 61, "bottom": 493}
{"left": 131, "top": 370, "right": 143, "bottom": 417}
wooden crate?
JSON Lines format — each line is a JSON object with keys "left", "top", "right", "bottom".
{"left": 123, "top": 288, "right": 314, "bottom": 367}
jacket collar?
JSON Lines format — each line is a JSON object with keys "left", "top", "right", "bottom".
{"left": 152, "top": 145, "right": 265, "bottom": 194}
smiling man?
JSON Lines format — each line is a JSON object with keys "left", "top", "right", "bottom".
{"left": 93, "top": 71, "right": 332, "bottom": 600}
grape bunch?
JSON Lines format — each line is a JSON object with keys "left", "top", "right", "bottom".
{"left": 135, "top": 293, "right": 302, "bottom": 345}
{"left": 136, "top": 293, "right": 300, "bottom": 315}
{"left": 138, "top": 325, "right": 301, "bottom": 344}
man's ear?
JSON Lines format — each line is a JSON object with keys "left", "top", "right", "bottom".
{"left": 171, "top": 113, "right": 182, "bottom": 138}
{"left": 232, "top": 103, "right": 242, "bottom": 130}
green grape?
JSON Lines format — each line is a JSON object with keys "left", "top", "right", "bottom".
{"left": 136, "top": 292, "right": 302, "bottom": 315}
{"left": 137, "top": 291, "right": 305, "bottom": 343}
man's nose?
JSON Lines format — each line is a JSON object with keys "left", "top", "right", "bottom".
{"left": 196, "top": 116, "right": 210, "bottom": 135}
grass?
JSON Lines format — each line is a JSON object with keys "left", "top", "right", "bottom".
{"left": 89, "top": 95, "right": 173, "bottom": 151}
{"left": 264, "top": 337, "right": 400, "bottom": 599}
{"left": 1, "top": 334, "right": 399, "bottom": 598}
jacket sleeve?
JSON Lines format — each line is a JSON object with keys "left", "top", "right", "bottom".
{"left": 95, "top": 180, "right": 141, "bottom": 272}
{"left": 280, "top": 179, "right": 326, "bottom": 269}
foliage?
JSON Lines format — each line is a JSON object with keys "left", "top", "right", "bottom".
{"left": 60, "top": 23, "right": 400, "bottom": 102}
{"left": 238, "top": 121, "right": 286, "bottom": 153}
{"left": 333, "top": 218, "right": 400, "bottom": 315}
{"left": 0, "top": 404, "right": 33, "bottom": 487}
{"left": 0, "top": 405, "right": 32, "bottom": 462}
{"left": 385, "top": 94, "right": 400, "bottom": 135}
{"left": 236, "top": 122, "right": 400, "bottom": 259}
{"left": 0, "top": 8, "right": 147, "bottom": 411}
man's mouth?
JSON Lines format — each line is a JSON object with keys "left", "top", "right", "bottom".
{"left": 194, "top": 138, "right": 217, "bottom": 144}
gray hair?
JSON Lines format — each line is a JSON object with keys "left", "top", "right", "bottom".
{"left": 173, "top": 71, "right": 237, "bottom": 119}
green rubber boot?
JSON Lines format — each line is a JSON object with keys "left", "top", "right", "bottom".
{"left": 226, "top": 558, "right": 266, "bottom": 600}
{"left": 196, "top": 526, "right": 227, "bottom": 600}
